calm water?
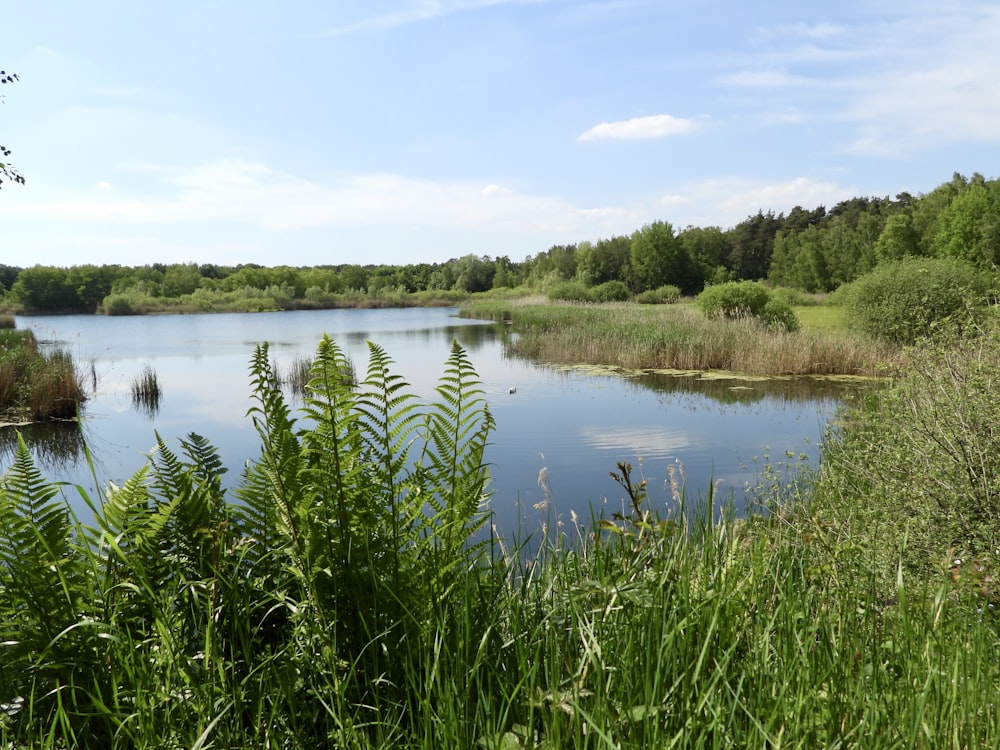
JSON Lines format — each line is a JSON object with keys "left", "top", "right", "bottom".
{"left": 4, "top": 308, "right": 849, "bottom": 537}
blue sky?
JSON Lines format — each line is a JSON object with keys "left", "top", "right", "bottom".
{"left": 3, "top": 0, "right": 999, "bottom": 268}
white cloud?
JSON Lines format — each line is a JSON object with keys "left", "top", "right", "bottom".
{"left": 323, "top": 0, "right": 548, "bottom": 36}
{"left": 659, "top": 177, "right": 855, "bottom": 229}
{"left": 719, "top": 3, "right": 1000, "bottom": 156}
{"left": 0, "top": 160, "right": 642, "bottom": 238}
{"left": 578, "top": 114, "right": 701, "bottom": 142}
{"left": 579, "top": 425, "right": 689, "bottom": 457}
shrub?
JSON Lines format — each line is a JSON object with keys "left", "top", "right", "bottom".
{"left": 547, "top": 280, "right": 591, "bottom": 302}
{"left": 812, "top": 327, "right": 1000, "bottom": 589}
{"left": 696, "top": 281, "right": 799, "bottom": 332}
{"left": 589, "top": 280, "right": 630, "bottom": 303}
{"left": 635, "top": 284, "right": 681, "bottom": 304}
{"left": 697, "top": 281, "right": 770, "bottom": 319}
{"left": 847, "top": 257, "right": 995, "bottom": 345}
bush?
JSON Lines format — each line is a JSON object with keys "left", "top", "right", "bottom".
{"left": 635, "top": 284, "right": 681, "bottom": 304}
{"left": 812, "top": 327, "right": 1000, "bottom": 589}
{"left": 847, "top": 257, "right": 995, "bottom": 345}
{"left": 547, "top": 280, "right": 591, "bottom": 302}
{"left": 589, "top": 280, "right": 630, "bottom": 303}
{"left": 696, "top": 281, "right": 799, "bottom": 332}
{"left": 697, "top": 281, "right": 770, "bottom": 319}
{"left": 762, "top": 298, "right": 800, "bottom": 332}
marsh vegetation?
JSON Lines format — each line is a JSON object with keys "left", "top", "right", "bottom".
{"left": 0, "top": 324, "right": 87, "bottom": 423}
{"left": 1, "top": 327, "right": 998, "bottom": 748}
{"left": 461, "top": 298, "right": 902, "bottom": 377}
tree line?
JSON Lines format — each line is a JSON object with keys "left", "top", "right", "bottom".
{"left": 2, "top": 172, "right": 998, "bottom": 314}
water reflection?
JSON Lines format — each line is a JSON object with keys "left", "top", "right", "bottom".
{"left": 626, "top": 369, "right": 864, "bottom": 406}
{"left": 3, "top": 308, "right": 852, "bottom": 535}
{"left": 0, "top": 422, "right": 86, "bottom": 472}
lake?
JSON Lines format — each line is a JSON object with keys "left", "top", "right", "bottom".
{"left": 3, "top": 307, "right": 849, "bottom": 538}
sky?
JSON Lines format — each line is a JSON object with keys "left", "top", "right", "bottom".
{"left": 2, "top": 0, "right": 999, "bottom": 269}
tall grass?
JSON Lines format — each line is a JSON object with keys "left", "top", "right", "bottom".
{"left": 463, "top": 299, "right": 901, "bottom": 376}
{"left": 0, "top": 329, "right": 87, "bottom": 421}
{"left": 130, "top": 363, "right": 162, "bottom": 417}
{"left": 1, "top": 335, "right": 998, "bottom": 747}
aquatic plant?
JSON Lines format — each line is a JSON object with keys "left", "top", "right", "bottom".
{"left": 0, "top": 336, "right": 998, "bottom": 748}
{"left": 130, "top": 363, "right": 162, "bottom": 417}
{"left": 0, "top": 329, "right": 86, "bottom": 421}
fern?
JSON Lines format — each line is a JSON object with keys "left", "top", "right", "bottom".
{"left": 0, "top": 435, "right": 79, "bottom": 647}
{"left": 235, "top": 343, "right": 308, "bottom": 571}
{"left": 417, "top": 340, "right": 495, "bottom": 563}
{"left": 355, "top": 341, "right": 422, "bottom": 577}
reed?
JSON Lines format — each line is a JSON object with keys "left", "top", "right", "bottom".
{"left": 0, "top": 330, "right": 87, "bottom": 421}
{"left": 462, "top": 299, "right": 901, "bottom": 376}
{"left": 0, "top": 335, "right": 998, "bottom": 748}
{"left": 130, "top": 363, "right": 162, "bottom": 416}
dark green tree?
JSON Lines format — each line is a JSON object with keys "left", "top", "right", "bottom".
{"left": 161, "top": 263, "right": 202, "bottom": 297}
{"left": 453, "top": 254, "right": 496, "bottom": 293}
{"left": 10, "top": 266, "right": 76, "bottom": 312}
{"left": 0, "top": 264, "right": 21, "bottom": 292}
{"left": 66, "top": 264, "right": 122, "bottom": 312}
{"left": 727, "top": 211, "right": 783, "bottom": 280}
{"left": 678, "top": 226, "right": 730, "bottom": 286}
{"left": 630, "top": 221, "right": 699, "bottom": 294}
{"left": 577, "top": 236, "right": 631, "bottom": 286}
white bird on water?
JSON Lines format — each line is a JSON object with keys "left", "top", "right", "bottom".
{"left": 508, "top": 386, "right": 517, "bottom": 395}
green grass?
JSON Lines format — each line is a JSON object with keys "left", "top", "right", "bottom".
{"left": 462, "top": 298, "right": 898, "bottom": 376}
{"left": 1, "top": 331, "right": 999, "bottom": 748}
{"left": 0, "top": 328, "right": 87, "bottom": 422}
{"left": 795, "top": 304, "right": 848, "bottom": 332}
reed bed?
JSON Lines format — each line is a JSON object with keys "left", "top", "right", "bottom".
{"left": 0, "top": 329, "right": 87, "bottom": 421}
{"left": 1, "top": 334, "right": 998, "bottom": 748}
{"left": 463, "top": 300, "right": 902, "bottom": 376}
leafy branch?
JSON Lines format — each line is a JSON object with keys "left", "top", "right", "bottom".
{"left": 1, "top": 69, "right": 24, "bottom": 188}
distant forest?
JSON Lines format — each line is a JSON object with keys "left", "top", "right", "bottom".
{"left": 3, "top": 171, "right": 998, "bottom": 315}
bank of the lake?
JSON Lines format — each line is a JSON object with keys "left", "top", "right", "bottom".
{"left": 1, "top": 318, "right": 998, "bottom": 748}
{"left": 460, "top": 297, "right": 903, "bottom": 377}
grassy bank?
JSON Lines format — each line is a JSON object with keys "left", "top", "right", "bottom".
{"left": 461, "top": 298, "right": 900, "bottom": 377}
{"left": 1, "top": 331, "right": 998, "bottom": 748}
{"left": 0, "top": 322, "right": 87, "bottom": 423}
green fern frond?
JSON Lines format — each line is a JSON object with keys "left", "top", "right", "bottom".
{"left": 0, "top": 434, "right": 73, "bottom": 578}
{"left": 417, "top": 341, "right": 494, "bottom": 558}
{"left": 235, "top": 342, "right": 310, "bottom": 575}
{"left": 0, "top": 434, "right": 82, "bottom": 649}
{"left": 93, "top": 464, "right": 150, "bottom": 546}
{"left": 355, "top": 342, "right": 423, "bottom": 561}
{"left": 300, "top": 335, "right": 365, "bottom": 558}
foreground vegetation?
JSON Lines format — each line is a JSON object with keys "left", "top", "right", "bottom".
{"left": 1, "top": 327, "right": 998, "bottom": 748}
{"left": 0, "top": 317, "right": 86, "bottom": 423}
